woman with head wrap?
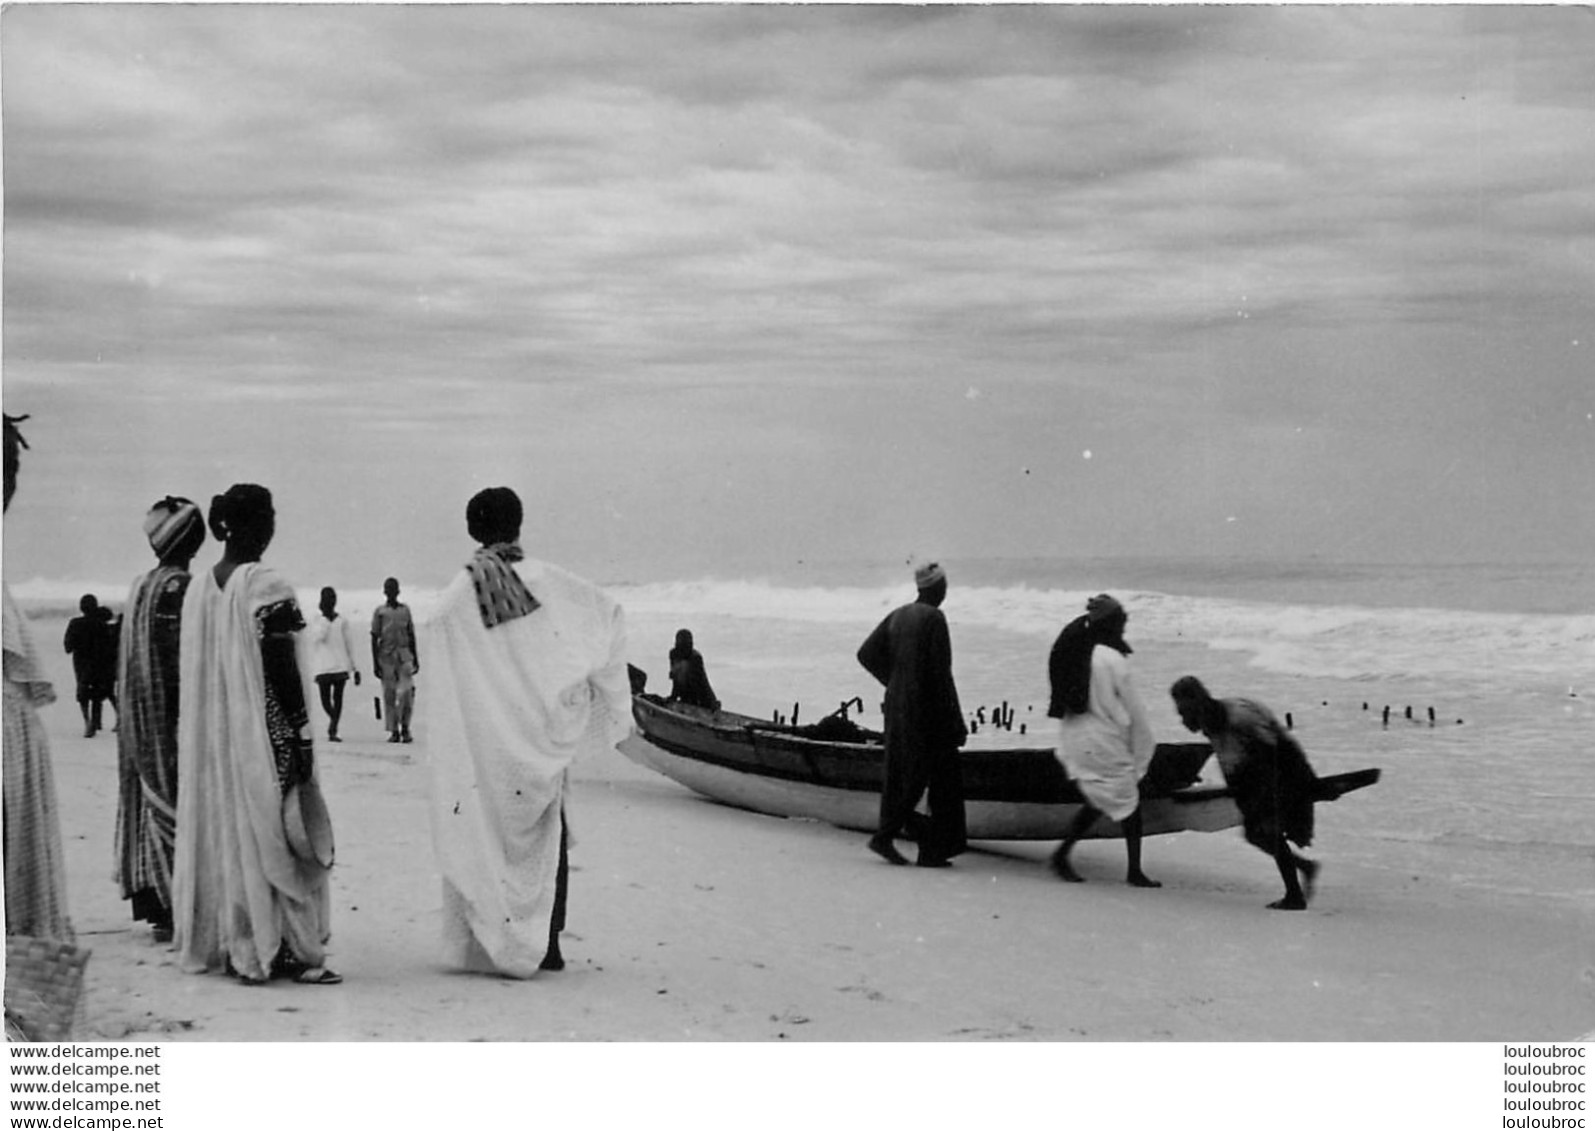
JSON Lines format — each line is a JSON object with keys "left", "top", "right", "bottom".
{"left": 171, "top": 484, "right": 340, "bottom": 985}
{"left": 113, "top": 498, "right": 205, "bottom": 943}
{"left": 307, "top": 587, "right": 361, "bottom": 742}
{"left": 1046, "top": 593, "right": 1160, "bottom": 887}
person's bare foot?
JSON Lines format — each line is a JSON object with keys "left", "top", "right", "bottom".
{"left": 1050, "top": 851, "right": 1085, "bottom": 883}
{"left": 868, "top": 835, "right": 910, "bottom": 866}
{"left": 1267, "top": 896, "right": 1308, "bottom": 910}
{"left": 1127, "top": 872, "right": 1162, "bottom": 888}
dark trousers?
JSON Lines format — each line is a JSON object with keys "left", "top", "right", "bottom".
{"left": 877, "top": 741, "right": 968, "bottom": 860}
{"left": 551, "top": 815, "right": 569, "bottom": 935}
{"left": 316, "top": 673, "right": 348, "bottom": 733}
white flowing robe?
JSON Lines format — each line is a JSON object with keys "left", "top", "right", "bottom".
{"left": 4, "top": 583, "right": 72, "bottom": 942}
{"left": 1054, "top": 646, "right": 1155, "bottom": 822}
{"left": 422, "top": 558, "right": 632, "bottom": 979}
{"left": 172, "top": 564, "right": 331, "bottom": 979}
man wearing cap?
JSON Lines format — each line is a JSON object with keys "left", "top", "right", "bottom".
{"left": 115, "top": 497, "right": 206, "bottom": 942}
{"left": 856, "top": 560, "right": 969, "bottom": 867}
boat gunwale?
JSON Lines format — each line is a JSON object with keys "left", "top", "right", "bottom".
{"left": 631, "top": 694, "right": 1380, "bottom": 807}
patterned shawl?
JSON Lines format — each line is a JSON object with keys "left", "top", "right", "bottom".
{"left": 466, "top": 542, "right": 541, "bottom": 629}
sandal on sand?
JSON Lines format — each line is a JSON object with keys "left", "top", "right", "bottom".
{"left": 226, "top": 959, "right": 268, "bottom": 986}
{"left": 294, "top": 967, "right": 343, "bottom": 985}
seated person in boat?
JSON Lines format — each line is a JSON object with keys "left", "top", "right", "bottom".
{"left": 667, "top": 628, "right": 719, "bottom": 711}
{"left": 1169, "top": 675, "right": 1321, "bottom": 910}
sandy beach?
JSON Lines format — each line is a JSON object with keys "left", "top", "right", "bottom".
{"left": 13, "top": 614, "right": 1585, "bottom": 1046}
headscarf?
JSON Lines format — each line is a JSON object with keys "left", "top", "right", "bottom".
{"left": 913, "top": 560, "right": 946, "bottom": 590}
{"left": 466, "top": 541, "right": 540, "bottom": 629}
{"left": 1047, "top": 594, "right": 1133, "bottom": 718}
{"left": 143, "top": 496, "right": 205, "bottom": 562}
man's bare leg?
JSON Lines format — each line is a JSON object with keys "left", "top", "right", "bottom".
{"left": 1050, "top": 805, "right": 1100, "bottom": 883}
{"left": 1267, "top": 839, "right": 1310, "bottom": 909}
{"left": 1122, "top": 810, "right": 1161, "bottom": 888}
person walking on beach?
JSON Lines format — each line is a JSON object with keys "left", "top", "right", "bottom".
{"left": 308, "top": 587, "right": 361, "bottom": 742}
{"left": 1047, "top": 594, "right": 1160, "bottom": 888}
{"left": 423, "top": 486, "right": 631, "bottom": 977}
{"left": 1170, "top": 675, "right": 1321, "bottom": 910}
{"left": 114, "top": 496, "right": 205, "bottom": 944}
{"left": 99, "top": 604, "right": 122, "bottom": 726}
{"left": 64, "top": 594, "right": 118, "bottom": 737}
{"left": 371, "top": 577, "right": 417, "bottom": 744}
{"left": 857, "top": 560, "right": 968, "bottom": 868}
{"left": 172, "top": 484, "right": 340, "bottom": 985}
{"left": 667, "top": 628, "right": 720, "bottom": 711}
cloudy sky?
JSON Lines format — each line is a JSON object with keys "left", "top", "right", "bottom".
{"left": 3, "top": 3, "right": 1592, "bottom": 595}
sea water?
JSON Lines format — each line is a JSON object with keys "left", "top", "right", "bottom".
{"left": 609, "top": 557, "right": 1595, "bottom": 906}
{"left": 13, "top": 556, "right": 1592, "bottom": 903}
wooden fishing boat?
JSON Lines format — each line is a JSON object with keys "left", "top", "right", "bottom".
{"left": 619, "top": 694, "right": 1382, "bottom": 841}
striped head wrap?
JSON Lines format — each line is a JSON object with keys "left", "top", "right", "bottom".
{"left": 143, "top": 496, "right": 205, "bottom": 561}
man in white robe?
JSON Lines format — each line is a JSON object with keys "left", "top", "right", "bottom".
{"left": 1047, "top": 594, "right": 1160, "bottom": 887}
{"left": 423, "top": 487, "right": 632, "bottom": 978}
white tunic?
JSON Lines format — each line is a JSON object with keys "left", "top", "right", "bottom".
{"left": 422, "top": 558, "right": 632, "bottom": 978}
{"left": 306, "top": 613, "right": 361, "bottom": 679}
{"left": 1053, "top": 646, "right": 1155, "bottom": 822}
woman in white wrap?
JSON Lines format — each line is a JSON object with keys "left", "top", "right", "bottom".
{"left": 172, "top": 484, "right": 339, "bottom": 985}
{"left": 1046, "top": 593, "right": 1160, "bottom": 888}
{"left": 423, "top": 487, "right": 632, "bottom": 978}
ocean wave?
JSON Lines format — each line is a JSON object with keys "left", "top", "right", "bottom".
{"left": 606, "top": 578, "right": 1590, "bottom": 686}
{"left": 13, "top": 573, "right": 1588, "bottom": 689}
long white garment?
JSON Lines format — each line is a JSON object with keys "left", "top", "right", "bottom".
{"left": 422, "top": 558, "right": 632, "bottom": 978}
{"left": 1054, "top": 646, "right": 1156, "bottom": 821}
{"left": 171, "top": 564, "right": 330, "bottom": 979}
{"left": 3, "top": 582, "right": 72, "bottom": 942}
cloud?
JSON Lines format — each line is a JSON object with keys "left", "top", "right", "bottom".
{"left": 3, "top": 4, "right": 1592, "bottom": 587}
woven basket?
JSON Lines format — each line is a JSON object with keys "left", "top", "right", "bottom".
{"left": 5, "top": 935, "right": 90, "bottom": 1042}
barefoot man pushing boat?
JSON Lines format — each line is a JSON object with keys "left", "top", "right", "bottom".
{"left": 857, "top": 560, "right": 968, "bottom": 868}
{"left": 1170, "top": 676, "right": 1321, "bottom": 910}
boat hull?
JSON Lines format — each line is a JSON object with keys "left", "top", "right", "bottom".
{"left": 620, "top": 696, "right": 1382, "bottom": 842}
{"left": 619, "top": 731, "right": 1246, "bottom": 840}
